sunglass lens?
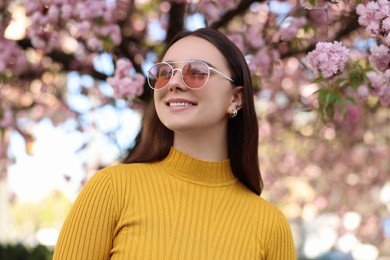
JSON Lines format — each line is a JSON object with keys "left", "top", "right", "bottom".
{"left": 182, "top": 62, "right": 209, "bottom": 89}
{"left": 148, "top": 64, "right": 172, "bottom": 89}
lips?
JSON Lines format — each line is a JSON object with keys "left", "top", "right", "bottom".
{"left": 169, "top": 102, "right": 194, "bottom": 107}
{"left": 166, "top": 98, "right": 197, "bottom": 107}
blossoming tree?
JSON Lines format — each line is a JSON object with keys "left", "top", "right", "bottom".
{"left": 1, "top": 0, "right": 389, "bottom": 257}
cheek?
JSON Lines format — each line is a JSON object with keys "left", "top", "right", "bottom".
{"left": 153, "top": 90, "right": 166, "bottom": 104}
{"left": 153, "top": 92, "right": 165, "bottom": 115}
{"left": 200, "top": 84, "right": 233, "bottom": 104}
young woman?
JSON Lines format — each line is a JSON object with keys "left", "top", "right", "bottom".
{"left": 53, "top": 28, "right": 296, "bottom": 259}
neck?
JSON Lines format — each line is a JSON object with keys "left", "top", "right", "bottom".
{"left": 160, "top": 147, "right": 236, "bottom": 186}
{"left": 173, "top": 128, "right": 228, "bottom": 161}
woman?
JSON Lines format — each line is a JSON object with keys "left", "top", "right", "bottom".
{"left": 53, "top": 28, "right": 296, "bottom": 259}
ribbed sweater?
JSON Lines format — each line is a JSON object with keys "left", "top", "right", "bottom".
{"left": 53, "top": 147, "right": 296, "bottom": 259}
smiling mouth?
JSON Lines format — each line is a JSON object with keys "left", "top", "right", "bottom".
{"left": 167, "top": 102, "right": 195, "bottom": 107}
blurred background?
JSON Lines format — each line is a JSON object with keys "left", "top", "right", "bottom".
{"left": 1, "top": 0, "right": 389, "bottom": 259}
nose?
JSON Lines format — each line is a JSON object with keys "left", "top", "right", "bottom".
{"left": 168, "top": 68, "right": 187, "bottom": 91}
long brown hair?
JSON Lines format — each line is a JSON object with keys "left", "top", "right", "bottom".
{"left": 126, "top": 28, "right": 263, "bottom": 195}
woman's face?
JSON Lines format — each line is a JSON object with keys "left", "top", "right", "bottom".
{"left": 153, "top": 36, "right": 242, "bottom": 135}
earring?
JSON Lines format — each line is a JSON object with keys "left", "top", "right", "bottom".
{"left": 230, "top": 109, "right": 238, "bottom": 118}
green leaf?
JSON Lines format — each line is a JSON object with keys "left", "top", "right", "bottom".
{"left": 325, "top": 91, "right": 334, "bottom": 107}
{"left": 334, "top": 94, "right": 343, "bottom": 106}
{"left": 326, "top": 104, "right": 335, "bottom": 118}
{"left": 95, "top": 17, "right": 105, "bottom": 25}
{"left": 102, "top": 37, "right": 114, "bottom": 51}
{"left": 311, "top": 76, "right": 324, "bottom": 84}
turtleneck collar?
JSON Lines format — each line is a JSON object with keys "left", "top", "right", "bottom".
{"left": 159, "top": 147, "right": 237, "bottom": 186}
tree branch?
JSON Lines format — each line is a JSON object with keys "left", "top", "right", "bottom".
{"left": 210, "top": 0, "right": 265, "bottom": 29}
{"left": 280, "top": 13, "right": 360, "bottom": 59}
{"left": 165, "top": 3, "right": 187, "bottom": 44}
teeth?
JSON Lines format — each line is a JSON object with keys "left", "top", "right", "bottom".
{"left": 169, "top": 102, "right": 193, "bottom": 107}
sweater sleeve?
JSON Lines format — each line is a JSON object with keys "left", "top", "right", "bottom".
{"left": 53, "top": 170, "right": 118, "bottom": 260}
{"left": 266, "top": 211, "right": 297, "bottom": 260}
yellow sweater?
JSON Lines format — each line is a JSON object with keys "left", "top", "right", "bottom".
{"left": 53, "top": 148, "right": 296, "bottom": 259}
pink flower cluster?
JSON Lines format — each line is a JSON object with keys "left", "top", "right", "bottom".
{"left": 300, "top": 0, "right": 328, "bottom": 10}
{"left": 227, "top": 27, "right": 277, "bottom": 78}
{"left": 0, "top": 38, "right": 29, "bottom": 75}
{"left": 0, "top": 106, "right": 14, "bottom": 129}
{"left": 356, "top": 0, "right": 390, "bottom": 106}
{"left": 280, "top": 17, "right": 307, "bottom": 41}
{"left": 307, "top": 41, "right": 350, "bottom": 79}
{"left": 107, "top": 58, "right": 145, "bottom": 100}
{"left": 249, "top": 48, "right": 280, "bottom": 77}
{"left": 356, "top": 0, "right": 390, "bottom": 45}
{"left": 369, "top": 44, "right": 390, "bottom": 72}
{"left": 366, "top": 69, "right": 390, "bottom": 106}
{"left": 197, "top": 0, "right": 237, "bottom": 23}
{"left": 334, "top": 103, "right": 362, "bottom": 131}
{"left": 24, "top": 0, "right": 128, "bottom": 52}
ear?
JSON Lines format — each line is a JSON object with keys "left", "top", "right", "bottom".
{"left": 228, "top": 86, "right": 243, "bottom": 112}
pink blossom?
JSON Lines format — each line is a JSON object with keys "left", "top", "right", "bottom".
{"left": 309, "top": 9, "right": 328, "bottom": 26}
{"left": 87, "top": 37, "right": 102, "bottom": 50}
{"left": 249, "top": 48, "right": 279, "bottom": 77}
{"left": 76, "top": 2, "right": 107, "bottom": 20}
{"left": 280, "top": 17, "right": 307, "bottom": 41}
{"left": 382, "top": 17, "right": 390, "bottom": 32}
{"left": 47, "top": 5, "right": 60, "bottom": 23}
{"left": 198, "top": 2, "right": 220, "bottom": 23}
{"left": 384, "top": 69, "right": 390, "bottom": 86}
{"left": 218, "top": 0, "right": 237, "bottom": 10}
{"left": 307, "top": 41, "right": 350, "bottom": 79}
{"left": 28, "top": 28, "right": 59, "bottom": 52}
{"left": 379, "top": 86, "right": 390, "bottom": 106}
{"left": 368, "top": 44, "right": 390, "bottom": 72}
{"left": 76, "top": 21, "right": 91, "bottom": 34}
{"left": 356, "top": 0, "right": 390, "bottom": 37}
{"left": 107, "top": 59, "right": 145, "bottom": 100}
{"left": 356, "top": 85, "right": 369, "bottom": 100}
{"left": 334, "top": 104, "right": 362, "bottom": 130}
{"left": 24, "top": 0, "right": 124, "bottom": 52}
{"left": 366, "top": 71, "right": 382, "bottom": 96}
{"left": 61, "top": 4, "right": 73, "bottom": 19}
{"left": 110, "top": 26, "right": 122, "bottom": 45}
{"left": 25, "top": 0, "right": 45, "bottom": 16}
{"left": 246, "top": 27, "right": 264, "bottom": 49}
{"left": 367, "top": 69, "right": 390, "bottom": 101}
{"left": 0, "top": 109, "right": 14, "bottom": 128}
{"left": 115, "top": 58, "right": 132, "bottom": 77}
{"left": 0, "top": 38, "right": 29, "bottom": 75}
{"left": 227, "top": 33, "right": 245, "bottom": 52}
{"left": 300, "top": 0, "right": 328, "bottom": 10}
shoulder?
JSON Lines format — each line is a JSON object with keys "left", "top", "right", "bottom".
{"left": 242, "top": 193, "right": 292, "bottom": 234}
{"left": 98, "top": 161, "right": 161, "bottom": 179}
{"left": 254, "top": 196, "right": 286, "bottom": 217}
{"left": 250, "top": 195, "right": 290, "bottom": 225}
{"left": 248, "top": 196, "right": 296, "bottom": 256}
{"left": 90, "top": 161, "right": 165, "bottom": 190}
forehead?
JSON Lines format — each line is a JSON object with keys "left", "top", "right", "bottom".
{"left": 162, "top": 36, "right": 227, "bottom": 67}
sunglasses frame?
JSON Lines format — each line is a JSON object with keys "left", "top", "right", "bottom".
{"left": 147, "top": 60, "right": 235, "bottom": 90}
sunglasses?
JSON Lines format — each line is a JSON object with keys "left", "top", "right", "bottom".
{"left": 147, "top": 60, "right": 234, "bottom": 90}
